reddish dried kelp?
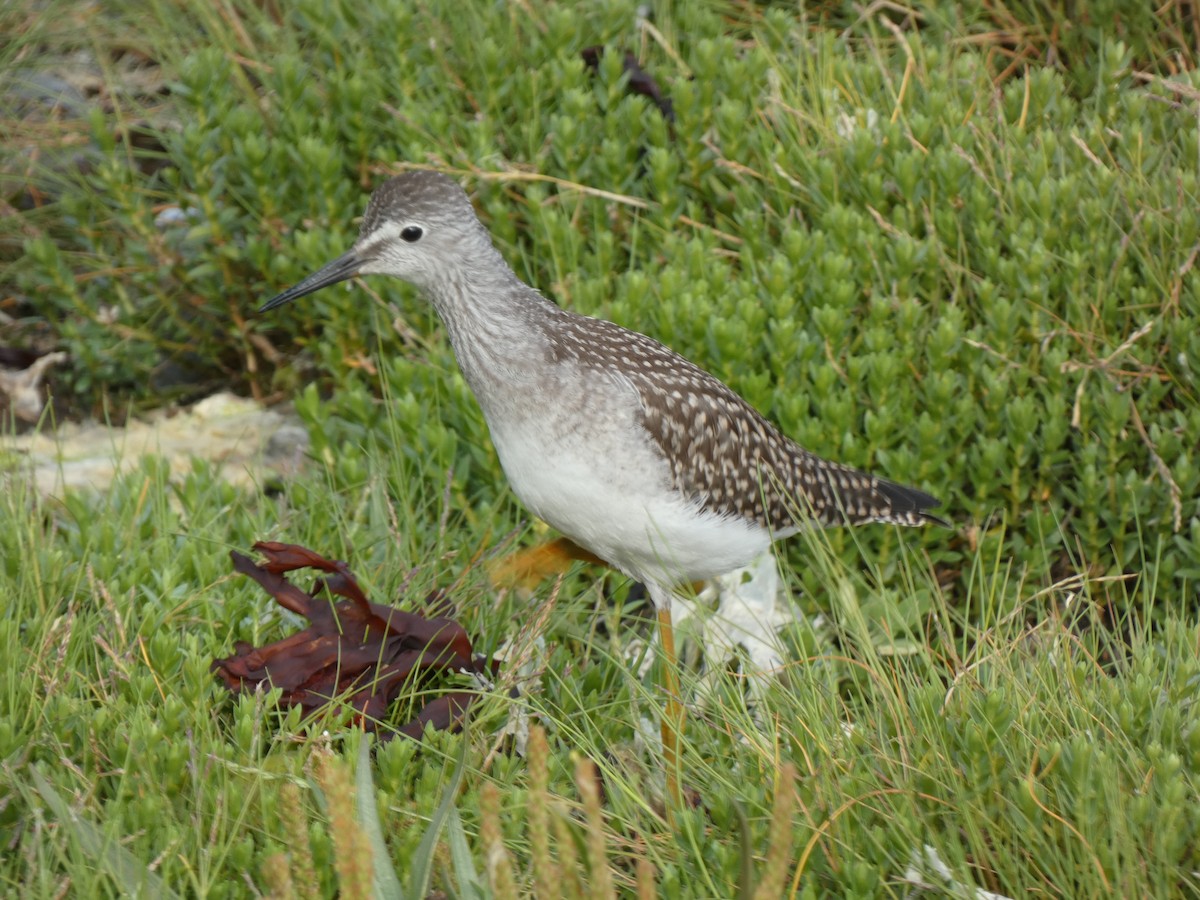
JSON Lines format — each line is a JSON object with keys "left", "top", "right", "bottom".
{"left": 212, "top": 541, "right": 492, "bottom": 740}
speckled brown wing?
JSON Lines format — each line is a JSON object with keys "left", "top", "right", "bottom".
{"left": 545, "top": 312, "right": 942, "bottom": 531}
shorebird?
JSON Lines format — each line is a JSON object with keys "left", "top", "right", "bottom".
{"left": 260, "top": 170, "right": 943, "bottom": 806}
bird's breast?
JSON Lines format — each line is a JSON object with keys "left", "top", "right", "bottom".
{"left": 477, "top": 366, "right": 770, "bottom": 585}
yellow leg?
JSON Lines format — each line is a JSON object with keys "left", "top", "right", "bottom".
{"left": 491, "top": 547, "right": 689, "bottom": 816}
{"left": 657, "top": 605, "right": 685, "bottom": 814}
{"left": 486, "top": 536, "right": 609, "bottom": 589}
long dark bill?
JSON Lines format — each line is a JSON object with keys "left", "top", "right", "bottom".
{"left": 258, "top": 250, "right": 362, "bottom": 313}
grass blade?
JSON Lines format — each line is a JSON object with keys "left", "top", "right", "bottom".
{"left": 28, "top": 767, "right": 182, "bottom": 900}
{"left": 355, "top": 735, "right": 405, "bottom": 900}
{"left": 445, "top": 805, "right": 485, "bottom": 900}
{"left": 406, "top": 729, "right": 470, "bottom": 898}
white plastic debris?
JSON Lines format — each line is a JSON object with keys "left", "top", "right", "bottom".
{"left": 486, "top": 634, "right": 548, "bottom": 757}
{"left": 625, "top": 550, "right": 802, "bottom": 711}
{"left": 690, "top": 552, "right": 791, "bottom": 667}
{"left": 901, "top": 844, "right": 1013, "bottom": 900}
{"left": 834, "top": 107, "right": 880, "bottom": 139}
{"left": 0, "top": 351, "right": 67, "bottom": 422}
{"left": 154, "top": 205, "right": 202, "bottom": 229}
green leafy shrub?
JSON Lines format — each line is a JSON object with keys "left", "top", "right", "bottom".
{"left": 5, "top": 0, "right": 1198, "bottom": 612}
{"left": 3, "top": 5, "right": 1199, "bottom": 891}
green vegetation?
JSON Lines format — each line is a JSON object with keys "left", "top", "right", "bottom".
{"left": 2, "top": 0, "right": 1198, "bottom": 896}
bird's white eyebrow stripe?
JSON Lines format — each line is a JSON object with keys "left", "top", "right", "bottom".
{"left": 359, "top": 221, "right": 402, "bottom": 248}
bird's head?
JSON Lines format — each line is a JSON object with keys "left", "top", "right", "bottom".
{"left": 259, "top": 170, "right": 487, "bottom": 312}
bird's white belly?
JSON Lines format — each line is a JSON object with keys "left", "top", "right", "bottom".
{"left": 483, "top": 383, "right": 769, "bottom": 588}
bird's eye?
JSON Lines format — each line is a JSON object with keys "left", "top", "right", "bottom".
{"left": 400, "top": 225, "right": 424, "bottom": 243}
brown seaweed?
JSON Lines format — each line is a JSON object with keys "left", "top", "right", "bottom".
{"left": 212, "top": 542, "right": 493, "bottom": 741}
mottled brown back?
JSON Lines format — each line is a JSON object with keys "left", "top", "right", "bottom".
{"left": 542, "top": 309, "right": 941, "bottom": 531}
